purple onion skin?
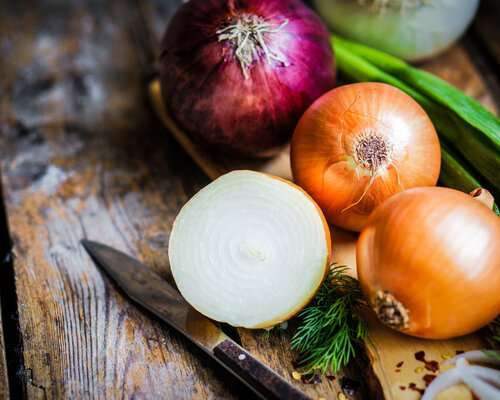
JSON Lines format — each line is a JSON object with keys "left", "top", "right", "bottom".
{"left": 159, "top": 0, "right": 336, "bottom": 157}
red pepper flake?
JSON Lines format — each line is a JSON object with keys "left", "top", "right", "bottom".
{"left": 326, "top": 375, "right": 336, "bottom": 381}
{"left": 395, "top": 369, "right": 401, "bottom": 373}
{"left": 408, "top": 382, "right": 425, "bottom": 395}
{"left": 423, "top": 374, "right": 437, "bottom": 386}
{"left": 414, "top": 351, "right": 439, "bottom": 372}
{"left": 396, "top": 361, "right": 404, "bottom": 368}
{"left": 426, "top": 361, "right": 439, "bottom": 372}
{"left": 399, "top": 386, "right": 406, "bottom": 391}
{"left": 415, "top": 351, "right": 426, "bottom": 362}
{"left": 301, "top": 373, "right": 322, "bottom": 384}
{"left": 340, "top": 377, "right": 361, "bottom": 396}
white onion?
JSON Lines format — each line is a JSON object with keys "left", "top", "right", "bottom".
{"left": 420, "top": 367, "right": 462, "bottom": 400}
{"left": 441, "top": 350, "right": 500, "bottom": 368}
{"left": 422, "top": 355, "right": 500, "bottom": 400}
{"left": 168, "top": 170, "right": 330, "bottom": 329}
{"left": 313, "top": 0, "right": 479, "bottom": 61}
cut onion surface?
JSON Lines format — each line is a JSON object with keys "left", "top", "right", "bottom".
{"left": 168, "top": 170, "right": 331, "bottom": 329}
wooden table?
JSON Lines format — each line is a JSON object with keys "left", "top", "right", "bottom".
{"left": 0, "top": 1, "right": 498, "bottom": 399}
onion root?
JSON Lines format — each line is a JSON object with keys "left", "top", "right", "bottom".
{"left": 372, "top": 290, "right": 410, "bottom": 330}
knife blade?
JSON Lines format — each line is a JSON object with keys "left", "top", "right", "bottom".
{"left": 81, "top": 239, "right": 310, "bottom": 400}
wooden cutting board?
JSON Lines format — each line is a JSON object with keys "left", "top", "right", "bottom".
{"left": 149, "top": 78, "right": 489, "bottom": 400}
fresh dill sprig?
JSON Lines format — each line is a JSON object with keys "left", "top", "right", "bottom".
{"left": 291, "top": 264, "right": 369, "bottom": 375}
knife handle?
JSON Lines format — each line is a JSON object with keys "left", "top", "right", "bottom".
{"left": 213, "top": 339, "right": 310, "bottom": 400}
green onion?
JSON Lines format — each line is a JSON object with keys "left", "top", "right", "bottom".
{"left": 332, "top": 34, "right": 500, "bottom": 148}
{"left": 332, "top": 35, "right": 500, "bottom": 199}
{"left": 439, "top": 144, "right": 482, "bottom": 193}
{"left": 439, "top": 144, "right": 500, "bottom": 215}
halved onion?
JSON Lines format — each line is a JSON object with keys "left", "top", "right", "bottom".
{"left": 168, "top": 170, "right": 331, "bottom": 328}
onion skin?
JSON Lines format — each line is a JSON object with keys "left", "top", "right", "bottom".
{"left": 291, "top": 82, "right": 441, "bottom": 232}
{"left": 357, "top": 186, "right": 500, "bottom": 339}
{"left": 159, "top": 0, "right": 336, "bottom": 157}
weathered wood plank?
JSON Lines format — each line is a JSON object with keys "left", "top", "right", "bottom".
{"left": 0, "top": 0, "right": 253, "bottom": 398}
{"left": 0, "top": 295, "right": 9, "bottom": 400}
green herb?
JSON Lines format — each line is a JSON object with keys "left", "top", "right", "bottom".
{"left": 332, "top": 34, "right": 500, "bottom": 200}
{"left": 291, "top": 265, "right": 369, "bottom": 374}
{"left": 439, "top": 144, "right": 500, "bottom": 216}
{"left": 483, "top": 316, "right": 500, "bottom": 360}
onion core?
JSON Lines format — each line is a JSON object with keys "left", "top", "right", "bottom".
{"left": 168, "top": 170, "right": 331, "bottom": 329}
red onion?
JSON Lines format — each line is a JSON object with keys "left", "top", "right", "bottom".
{"left": 159, "top": 0, "right": 336, "bottom": 157}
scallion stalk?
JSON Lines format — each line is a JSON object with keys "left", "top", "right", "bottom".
{"left": 440, "top": 144, "right": 500, "bottom": 215}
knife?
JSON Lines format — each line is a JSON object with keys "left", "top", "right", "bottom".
{"left": 81, "top": 239, "right": 311, "bottom": 400}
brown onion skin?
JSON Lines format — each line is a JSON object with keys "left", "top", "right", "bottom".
{"left": 291, "top": 82, "right": 441, "bottom": 232}
{"left": 159, "top": 0, "right": 336, "bottom": 157}
{"left": 357, "top": 186, "right": 500, "bottom": 339}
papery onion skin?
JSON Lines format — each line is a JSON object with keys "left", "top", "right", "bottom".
{"left": 168, "top": 170, "right": 331, "bottom": 329}
{"left": 357, "top": 186, "right": 500, "bottom": 339}
{"left": 159, "top": 0, "right": 336, "bottom": 157}
{"left": 291, "top": 82, "right": 441, "bottom": 232}
{"left": 313, "top": 0, "right": 479, "bottom": 62}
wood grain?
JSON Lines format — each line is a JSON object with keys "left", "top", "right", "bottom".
{"left": 0, "top": 295, "right": 8, "bottom": 400}
{"left": 0, "top": 0, "right": 252, "bottom": 398}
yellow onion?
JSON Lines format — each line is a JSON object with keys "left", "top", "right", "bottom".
{"left": 168, "top": 170, "right": 331, "bottom": 329}
{"left": 291, "top": 82, "right": 441, "bottom": 232}
{"left": 357, "top": 186, "right": 500, "bottom": 339}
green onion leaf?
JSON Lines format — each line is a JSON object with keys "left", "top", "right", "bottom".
{"left": 332, "top": 34, "right": 500, "bottom": 149}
